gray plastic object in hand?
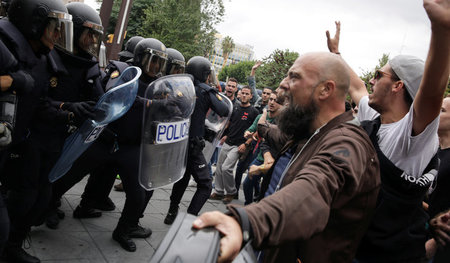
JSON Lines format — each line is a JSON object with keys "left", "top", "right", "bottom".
{"left": 149, "top": 212, "right": 220, "bottom": 263}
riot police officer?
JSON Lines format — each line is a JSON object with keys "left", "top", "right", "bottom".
{"left": 50, "top": 38, "right": 168, "bottom": 252}
{"left": 165, "top": 48, "right": 186, "bottom": 75}
{"left": 43, "top": 2, "right": 105, "bottom": 230}
{"left": 164, "top": 56, "right": 230, "bottom": 224}
{"left": 0, "top": 0, "right": 73, "bottom": 261}
{"left": 118, "top": 35, "right": 143, "bottom": 62}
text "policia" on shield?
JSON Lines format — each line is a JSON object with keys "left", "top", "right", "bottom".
{"left": 156, "top": 119, "right": 190, "bottom": 144}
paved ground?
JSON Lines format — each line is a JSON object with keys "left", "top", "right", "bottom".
{"left": 3, "top": 176, "right": 244, "bottom": 262}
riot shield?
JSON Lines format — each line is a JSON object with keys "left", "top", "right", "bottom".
{"left": 48, "top": 66, "right": 141, "bottom": 182}
{"left": 139, "top": 74, "right": 196, "bottom": 190}
{"left": 202, "top": 94, "right": 233, "bottom": 163}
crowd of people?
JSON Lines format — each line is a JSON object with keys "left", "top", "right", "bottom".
{"left": 0, "top": 0, "right": 449, "bottom": 262}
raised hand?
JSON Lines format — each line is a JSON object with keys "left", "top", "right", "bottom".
{"left": 423, "top": 0, "right": 450, "bottom": 30}
{"left": 326, "top": 21, "right": 341, "bottom": 54}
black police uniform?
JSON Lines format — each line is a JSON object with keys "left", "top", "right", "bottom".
{"left": 0, "top": 18, "right": 54, "bottom": 249}
{"left": 51, "top": 61, "right": 155, "bottom": 250}
{"left": 168, "top": 79, "right": 230, "bottom": 216}
{"left": 44, "top": 46, "right": 104, "bottom": 209}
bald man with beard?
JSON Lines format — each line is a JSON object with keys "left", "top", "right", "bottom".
{"left": 193, "top": 52, "right": 381, "bottom": 263}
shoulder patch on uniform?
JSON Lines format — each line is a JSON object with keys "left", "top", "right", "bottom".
{"left": 50, "top": 76, "right": 58, "bottom": 88}
{"left": 110, "top": 70, "right": 120, "bottom": 79}
{"left": 216, "top": 94, "right": 222, "bottom": 101}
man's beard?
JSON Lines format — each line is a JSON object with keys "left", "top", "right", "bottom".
{"left": 277, "top": 100, "right": 318, "bottom": 141}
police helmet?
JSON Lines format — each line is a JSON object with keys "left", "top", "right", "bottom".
{"left": 165, "top": 48, "right": 185, "bottom": 75}
{"left": 118, "top": 36, "right": 143, "bottom": 62}
{"left": 0, "top": 0, "right": 11, "bottom": 17}
{"left": 186, "top": 56, "right": 216, "bottom": 85}
{"left": 66, "top": 2, "right": 103, "bottom": 58}
{"left": 133, "top": 38, "right": 168, "bottom": 78}
{"left": 8, "top": 0, "right": 73, "bottom": 52}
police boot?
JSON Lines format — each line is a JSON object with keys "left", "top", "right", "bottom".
{"left": 45, "top": 208, "right": 65, "bottom": 229}
{"left": 73, "top": 205, "right": 101, "bottom": 219}
{"left": 163, "top": 205, "right": 179, "bottom": 225}
{"left": 129, "top": 223, "right": 152, "bottom": 238}
{"left": 3, "top": 242, "right": 40, "bottom": 263}
{"left": 112, "top": 223, "right": 136, "bottom": 252}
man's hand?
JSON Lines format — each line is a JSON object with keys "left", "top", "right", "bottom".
{"left": 244, "top": 130, "right": 253, "bottom": 139}
{"left": 220, "top": 135, "right": 227, "bottom": 145}
{"left": 0, "top": 123, "right": 12, "bottom": 149}
{"left": 326, "top": 21, "right": 341, "bottom": 54}
{"left": 423, "top": 0, "right": 450, "bottom": 30}
{"left": 430, "top": 209, "right": 450, "bottom": 247}
{"left": 193, "top": 211, "right": 243, "bottom": 263}
{"left": 62, "top": 101, "right": 97, "bottom": 120}
{"left": 250, "top": 61, "right": 262, "bottom": 76}
{"left": 238, "top": 143, "right": 247, "bottom": 154}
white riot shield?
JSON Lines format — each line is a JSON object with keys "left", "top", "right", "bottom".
{"left": 202, "top": 94, "right": 233, "bottom": 163}
{"left": 139, "top": 74, "right": 196, "bottom": 190}
{"left": 48, "top": 66, "right": 141, "bottom": 182}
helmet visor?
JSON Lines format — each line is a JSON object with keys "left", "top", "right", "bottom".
{"left": 208, "top": 66, "right": 217, "bottom": 87}
{"left": 168, "top": 59, "right": 185, "bottom": 75}
{"left": 142, "top": 49, "right": 168, "bottom": 77}
{"left": 79, "top": 27, "right": 103, "bottom": 58}
{"left": 48, "top": 11, "right": 73, "bottom": 53}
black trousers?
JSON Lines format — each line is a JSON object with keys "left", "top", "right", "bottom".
{"left": 52, "top": 141, "right": 152, "bottom": 226}
{"left": 169, "top": 142, "right": 212, "bottom": 215}
{"left": 3, "top": 139, "right": 56, "bottom": 243}
{"left": 0, "top": 194, "right": 9, "bottom": 254}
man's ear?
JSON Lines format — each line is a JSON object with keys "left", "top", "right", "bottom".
{"left": 318, "top": 81, "right": 335, "bottom": 100}
{"left": 392, "top": 80, "right": 404, "bottom": 94}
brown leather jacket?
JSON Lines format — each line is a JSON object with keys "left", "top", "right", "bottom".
{"left": 237, "top": 111, "right": 380, "bottom": 263}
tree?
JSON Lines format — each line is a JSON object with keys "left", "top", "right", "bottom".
{"left": 138, "top": 0, "right": 224, "bottom": 60}
{"left": 218, "top": 61, "right": 254, "bottom": 84}
{"left": 221, "top": 36, "right": 235, "bottom": 68}
{"left": 254, "top": 49, "right": 299, "bottom": 89}
{"left": 105, "top": 0, "right": 154, "bottom": 42}
{"left": 359, "top": 53, "right": 390, "bottom": 93}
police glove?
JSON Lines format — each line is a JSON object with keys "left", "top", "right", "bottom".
{"left": 0, "top": 122, "right": 12, "bottom": 149}
{"left": 9, "top": 70, "right": 34, "bottom": 95}
{"left": 62, "top": 101, "right": 97, "bottom": 119}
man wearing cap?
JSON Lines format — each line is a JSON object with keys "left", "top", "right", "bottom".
{"left": 325, "top": 0, "right": 450, "bottom": 261}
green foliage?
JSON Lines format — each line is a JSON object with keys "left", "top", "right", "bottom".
{"left": 218, "top": 61, "right": 254, "bottom": 84}
{"left": 254, "top": 49, "right": 299, "bottom": 89}
{"left": 137, "top": 0, "right": 224, "bottom": 60}
{"left": 359, "top": 53, "right": 390, "bottom": 93}
{"left": 105, "top": 0, "right": 154, "bottom": 41}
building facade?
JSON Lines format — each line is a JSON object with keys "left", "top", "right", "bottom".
{"left": 209, "top": 34, "right": 255, "bottom": 76}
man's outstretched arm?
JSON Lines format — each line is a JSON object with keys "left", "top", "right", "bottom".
{"left": 412, "top": 0, "right": 450, "bottom": 135}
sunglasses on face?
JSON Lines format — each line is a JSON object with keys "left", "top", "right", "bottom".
{"left": 374, "top": 70, "right": 393, "bottom": 80}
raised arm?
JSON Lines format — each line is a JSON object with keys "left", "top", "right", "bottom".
{"left": 326, "top": 21, "right": 367, "bottom": 105}
{"left": 248, "top": 61, "right": 262, "bottom": 104}
{"left": 412, "top": 0, "right": 450, "bottom": 135}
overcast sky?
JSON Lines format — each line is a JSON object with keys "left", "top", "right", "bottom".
{"left": 216, "top": 0, "right": 432, "bottom": 75}
{"left": 86, "top": 0, "right": 432, "bottom": 75}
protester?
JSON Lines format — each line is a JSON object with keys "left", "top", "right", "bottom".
{"left": 325, "top": 1, "right": 450, "bottom": 261}
{"left": 194, "top": 52, "right": 380, "bottom": 263}
{"left": 426, "top": 96, "right": 450, "bottom": 262}
{"left": 223, "top": 77, "right": 238, "bottom": 104}
{"left": 210, "top": 86, "right": 259, "bottom": 204}
{"left": 243, "top": 91, "right": 285, "bottom": 205}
